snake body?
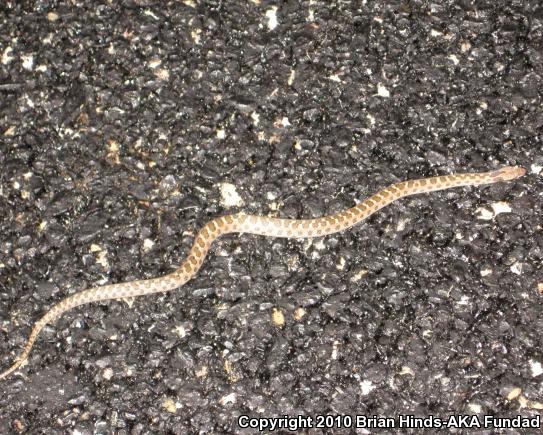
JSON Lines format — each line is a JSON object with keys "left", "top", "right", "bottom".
{"left": 0, "top": 166, "right": 525, "bottom": 380}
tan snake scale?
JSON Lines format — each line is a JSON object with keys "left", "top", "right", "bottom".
{"left": 0, "top": 166, "right": 525, "bottom": 380}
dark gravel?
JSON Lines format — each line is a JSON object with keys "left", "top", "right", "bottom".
{"left": 0, "top": 1, "right": 542, "bottom": 434}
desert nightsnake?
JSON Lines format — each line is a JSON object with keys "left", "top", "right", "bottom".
{"left": 0, "top": 166, "right": 525, "bottom": 380}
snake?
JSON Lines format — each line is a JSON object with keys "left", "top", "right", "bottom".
{"left": 0, "top": 166, "right": 525, "bottom": 380}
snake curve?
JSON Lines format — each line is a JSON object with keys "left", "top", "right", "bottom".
{"left": 0, "top": 166, "right": 525, "bottom": 380}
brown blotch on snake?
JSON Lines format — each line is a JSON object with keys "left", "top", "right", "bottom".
{"left": 0, "top": 166, "right": 526, "bottom": 380}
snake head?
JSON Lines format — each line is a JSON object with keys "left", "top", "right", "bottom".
{"left": 491, "top": 166, "right": 526, "bottom": 181}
